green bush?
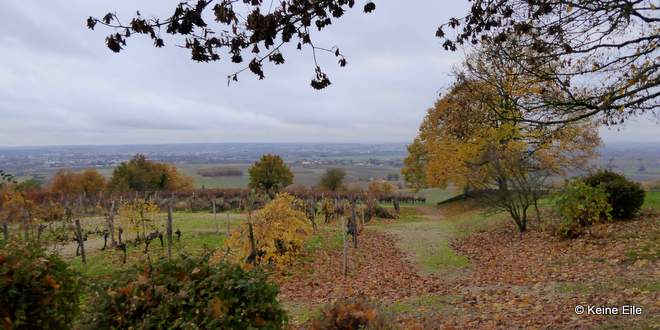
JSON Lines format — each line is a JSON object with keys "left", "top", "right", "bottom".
{"left": 553, "top": 180, "right": 612, "bottom": 239}
{"left": 0, "top": 240, "right": 81, "bottom": 329}
{"left": 311, "top": 298, "right": 393, "bottom": 330}
{"left": 83, "top": 254, "right": 287, "bottom": 329}
{"left": 583, "top": 170, "right": 645, "bottom": 219}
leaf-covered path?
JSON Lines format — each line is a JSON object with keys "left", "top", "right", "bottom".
{"left": 280, "top": 206, "right": 659, "bottom": 329}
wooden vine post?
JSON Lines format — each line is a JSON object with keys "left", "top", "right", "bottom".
{"left": 342, "top": 215, "right": 348, "bottom": 277}
{"left": 107, "top": 201, "right": 116, "bottom": 247}
{"left": 350, "top": 199, "right": 358, "bottom": 248}
{"left": 226, "top": 213, "right": 230, "bottom": 236}
{"left": 167, "top": 201, "right": 173, "bottom": 260}
{"left": 212, "top": 199, "right": 218, "bottom": 233}
{"left": 75, "top": 219, "right": 86, "bottom": 264}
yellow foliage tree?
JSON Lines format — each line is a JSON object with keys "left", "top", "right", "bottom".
{"left": 404, "top": 78, "right": 600, "bottom": 194}
{"left": 403, "top": 52, "right": 601, "bottom": 231}
{"left": 367, "top": 181, "right": 395, "bottom": 196}
{"left": 224, "top": 193, "right": 311, "bottom": 268}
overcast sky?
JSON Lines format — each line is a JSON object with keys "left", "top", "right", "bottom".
{"left": 0, "top": 0, "right": 658, "bottom": 147}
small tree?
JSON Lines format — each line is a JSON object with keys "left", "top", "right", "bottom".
{"left": 319, "top": 168, "right": 346, "bottom": 192}
{"left": 224, "top": 193, "right": 311, "bottom": 268}
{"left": 477, "top": 147, "right": 548, "bottom": 233}
{"left": 248, "top": 154, "right": 293, "bottom": 195}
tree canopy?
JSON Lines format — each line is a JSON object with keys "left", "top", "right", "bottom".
{"left": 403, "top": 73, "right": 600, "bottom": 193}
{"left": 248, "top": 154, "right": 293, "bottom": 193}
{"left": 436, "top": 0, "right": 659, "bottom": 126}
{"left": 318, "top": 168, "right": 346, "bottom": 191}
{"left": 108, "top": 154, "right": 194, "bottom": 193}
{"left": 50, "top": 169, "right": 107, "bottom": 198}
{"left": 87, "top": 0, "right": 377, "bottom": 89}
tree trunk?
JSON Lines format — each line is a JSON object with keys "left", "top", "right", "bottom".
{"left": 2, "top": 222, "right": 7, "bottom": 241}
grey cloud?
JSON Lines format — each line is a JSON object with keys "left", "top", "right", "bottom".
{"left": 0, "top": 0, "right": 656, "bottom": 146}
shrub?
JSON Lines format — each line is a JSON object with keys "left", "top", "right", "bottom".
{"left": 310, "top": 298, "right": 393, "bottom": 330}
{"left": 552, "top": 180, "right": 611, "bottom": 238}
{"left": 83, "top": 254, "right": 287, "bottom": 329}
{"left": 0, "top": 241, "right": 81, "bottom": 329}
{"left": 583, "top": 170, "right": 645, "bottom": 220}
{"left": 225, "top": 193, "right": 312, "bottom": 267}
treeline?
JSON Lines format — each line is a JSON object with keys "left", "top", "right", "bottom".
{"left": 10, "top": 154, "right": 194, "bottom": 199}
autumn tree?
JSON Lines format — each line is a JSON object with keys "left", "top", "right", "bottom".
{"left": 108, "top": 154, "right": 194, "bottom": 193}
{"left": 319, "top": 168, "right": 346, "bottom": 192}
{"left": 50, "top": 169, "right": 107, "bottom": 199}
{"left": 87, "top": 1, "right": 378, "bottom": 89}
{"left": 437, "top": 0, "right": 659, "bottom": 127}
{"left": 403, "top": 59, "right": 601, "bottom": 231}
{"left": 224, "top": 193, "right": 311, "bottom": 268}
{"left": 248, "top": 154, "right": 293, "bottom": 195}
{"left": 367, "top": 181, "right": 395, "bottom": 196}
{"left": 401, "top": 138, "right": 427, "bottom": 192}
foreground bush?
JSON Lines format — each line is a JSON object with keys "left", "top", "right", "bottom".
{"left": 311, "top": 298, "right": 393, "bottom": 330}
{"left": 225, "top": 193, "right": 312, "bottom": 267}
{"left": 83, "top": 254, "right": 287, "bottom": 329}
{"left": 552, "top": 180, "right": 611, "bottom": 239}
{"left": 583, "top": 170, "right": 645, "bottom": 220}
{"left": 0, "top": 241, "right": 81, "bottom": 329}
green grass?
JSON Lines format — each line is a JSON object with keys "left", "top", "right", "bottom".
{"left": 417, "top": 188, "right": 459, "bottom": 205}
{"left": 556, "top": 279, "right": 660, "bottom": 294}
{"left": 70, "top": 232, "right": 227, "bottom": 278}
{"left": 304, "top": 226, "right": 343, "bottom": 254}
{"left": 643, "top": 191, "right": 660, "bottom": 210}
{"left": 374, "top": 205, "right": 508, "bottom": 275}
{"left": 283, "top": 302, "right": 322, "bottom": 325}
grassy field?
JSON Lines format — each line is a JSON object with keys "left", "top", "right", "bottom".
{"left": 179, "top": 163, "right": 404, "bottom": 189}
{"left": 643, "top": 190, "right": 660, "bottom": 209}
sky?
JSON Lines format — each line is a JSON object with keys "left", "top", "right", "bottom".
{"left": 0, "top": 0, "right": 658, "bottom": 147}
